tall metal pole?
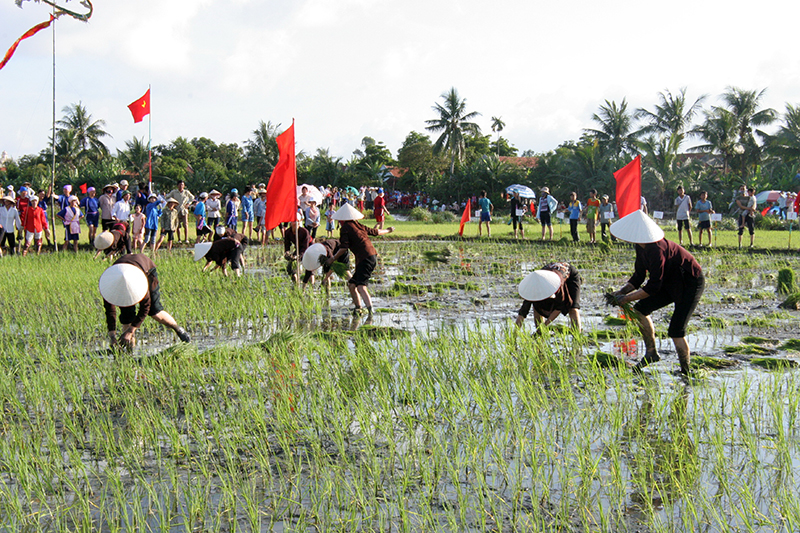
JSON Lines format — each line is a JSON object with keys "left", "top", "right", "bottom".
{"left": 50, "top": 6, "right": 58, "bottom": 253}
{"left": 148, "top": 84, "right": 152, "bottom": 194}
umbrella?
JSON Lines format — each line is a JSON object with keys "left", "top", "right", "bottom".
{"left": 344, "top": 186, "right": 359, "bottom": 196}
{"left": 755, "top": 190, "right": 781, "bottom": 204}
{"left": 505, "top": 184, "right": 536, "bottom": 199}
{"left": 297, "top": 184, "right": 323, "bottom": 205}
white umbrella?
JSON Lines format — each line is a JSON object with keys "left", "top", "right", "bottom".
{"left": 297, "top": 184, "right": 323, "bottom": 205}
{"left": 505, "top": 184, "right": 536, "bottom": 199}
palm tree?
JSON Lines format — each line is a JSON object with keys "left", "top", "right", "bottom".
{"left": 691, "top": 107, "right": 739, "bottom": 179}
{"left": 766, "top": 103, "right": 800, "bottom": 167}
{"left": 425, "top": 87, "right": 482, "bottom": 176}
{"left": 55, "top": 102, "right": 111, "bottom": 166}
{"left": 118, "top": 137, "right": 152, "bottom": 179}
{"left": 243, "top": 120, "right": 281, "bottom": 180}
{"left": 635, "top": 88, "right": 706, "bottom": 148}
{"left": 583, "top": 99, "right": 639, "bottom": 163}
{"left": 719, "top": 86, "right": 777, "bottom": 178}
{"left": 491, "top": 116, "right": 505, "bottom": 156}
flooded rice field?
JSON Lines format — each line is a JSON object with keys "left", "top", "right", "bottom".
{"left": 1, "top": 240, "right": 799, "bottom": 532}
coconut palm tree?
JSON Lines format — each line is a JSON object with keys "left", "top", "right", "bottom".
{"left": 766, "top": 103, "right": 800, "bottom": 168}
{"left": 243, "top": 120, "right": 281, "bottom": 180}
{"left": 491, "top": 116, "right": 505, "bottom": 156}
{"left": 425, "top": 87, "right": 482, "bottom": 176}
{"left": 635, "top": 88, "right": 706, "bottom": 148}
{"left": 118, "top": 137, "right": 153, "bottom": 179}
{"left": 55, "top": 102, "right": 111, "bottom": 166}
{"left": 583, "top": 98, "right": 639, "bottom": 163}
{"left": 719, "top": 87, "right": 777, "bottom": 178}
{"left": 691, "top": 107, "right": 739, "bottom": 179}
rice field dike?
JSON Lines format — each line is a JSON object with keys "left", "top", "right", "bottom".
{"left": 1, "top": 218, "right": 799, "bottom": 532}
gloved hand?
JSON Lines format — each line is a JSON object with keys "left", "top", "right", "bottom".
{"left": 614, "top": 292, "right": 627, "bottom": 305}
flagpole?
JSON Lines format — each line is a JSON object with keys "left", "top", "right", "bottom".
{"left": 148, "top": 84, "right": 152, "bottom": 194}
{"left": 50, "top": 5, "right": 58, "bottom": 253}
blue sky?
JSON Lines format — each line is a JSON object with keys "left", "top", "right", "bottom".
{"left": 2, "top": 0, "right": 799, "bottom": 161}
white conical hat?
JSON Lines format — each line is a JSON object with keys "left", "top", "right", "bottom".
{"left": 610, "top": 210, "right": 664, "bottom": 244}
{"left": 215, "top": 225, "right": 225, "bottom": 235}
{"left": 98, "top": 264, "right": 148, "bottom": 307}
{"left": 194, "top": 242, "right": 213, "bottom": 262}
{"left": 94, "top": 231, "right": 114, "bottom": 250}
{"left": 302, "top": 242, "right": 327, "bottom": 271}
{"left": 518, "top": 270, "right": 562, "bottom": 301}
{"left": 332, "top": 203, "right": 364, "bottom": 221}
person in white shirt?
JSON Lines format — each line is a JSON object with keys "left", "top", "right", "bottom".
{"left": 111, "top": 191, "right": 132, "bottom": 223}
{"left": 674, "top": 185, "right": 693, "bottom": 246}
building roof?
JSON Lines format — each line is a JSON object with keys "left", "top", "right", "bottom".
{"left": 499, "top": 156, "right": 539, "bottom": 169}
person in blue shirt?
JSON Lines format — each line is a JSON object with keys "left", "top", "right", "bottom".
{"left": 240, "top": 186, "right": 255, "bottom": 241}
{"left": 226, "top": 189, "right": 240, "bottom": 231}
{"left": 143, "top": 193, "right": 162, "bottom": 252}
{"left": 478, "top": 190, "right": 493, "bottom": 237}
{"left": 565, "top": 192, "right": 582, "bottom": 242}
{"left": 80, "top": 186, "right": 100, "bottom": 245}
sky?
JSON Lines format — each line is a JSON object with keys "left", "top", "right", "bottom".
{"left": 2, "top": 0, "right": 800, "bottom": 163}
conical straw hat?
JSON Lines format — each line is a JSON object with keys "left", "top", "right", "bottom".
{"left": 302, "top": 242, "right": 327, "bottom": 271}
{"left": 332, "top": 203, "right": 364, "bottom": 221}
{"left": 94, "top": 231, "right": 114, "bottom": 250}
{"left": 609, "top": 210, "right": 664, "bottom": 244}
{"left": 98, "top": 263, "right": 148, "bottom": 307}
{"left": 518, "top": 270, "right": 562, "bottom": 301}
{"left": 194, "top": 242, "right": 213, "bottom": 262}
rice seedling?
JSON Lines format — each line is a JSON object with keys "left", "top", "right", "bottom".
{"left": 0, "top": 234, "right": 797, "bottom": 532}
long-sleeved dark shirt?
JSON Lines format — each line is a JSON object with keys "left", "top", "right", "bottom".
{"left": 284, "top": 226, "right": 311, "bottom": 257}
{"left": 338, "top": 220, "right": 379, "bottom": 263}
{"left": 103, "top": 254, "right": 158, "bottom": 331}
{"left": 628, "top": 239, "right": 702, "bottom": 297}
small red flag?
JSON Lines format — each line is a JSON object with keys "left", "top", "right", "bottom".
{"left": 79, "top": 183, "right": 88, "bottom": 194}
{"left": 613, "top": 155, "right": 641, "bottom": 218}
{"left": 264, "top": 121, "right": 298, "bottom": 232}
{"left": 459, "top": 198, "right": 471, "bottom": 236}
{"left": 0, "top": 16, "right": 53, "bottom": 72}
{"left": 128, "top": 89, "right": 150, "bottom": 123}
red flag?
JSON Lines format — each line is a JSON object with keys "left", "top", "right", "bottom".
{"left": 264, "top": 121, "right": 297, "bottom": 231}
{"left": 459, "top": 198, "right": 471, "bottom": 236}
{"left": 79, "top": 183, "right": 88, "bottom": 195}
{"left": 0, "top": 16, "right": 53, "bottom": 71}
{"left": 613, "top": 155, "right": 641, "bottom": 218}
{"left": 128, "top": 89, "right": 150, "bottom": 123}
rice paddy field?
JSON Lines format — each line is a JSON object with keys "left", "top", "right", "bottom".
{"left": 1, "top": 223, "right": 800, "bottom": 532}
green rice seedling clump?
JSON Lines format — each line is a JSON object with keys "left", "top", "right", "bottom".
{"left": 723, "top": 343, "right": 776, "bottom": 355}
{"left": 780, "top": 339, "right": 800, "bottom": 351}
{"left": 751, "top": 357, "right": 800, "bottom": 369}
{"left": 691, "top": 356, "right": 738, "bottom": 370}
{"left": 777, "top": 268, "right": 798, "bottom": 295}
{"left": 779, "top": 292, "right": 800, "bottom": 310}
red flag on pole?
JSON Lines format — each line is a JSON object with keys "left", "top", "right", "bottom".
{"left": 613, "top": 155, "right": 641, "bottom": 218}
{"left": 264, "top": 121, "right": 298, "bottom": 232}
{"left": 0, "top": 16, "right": 53, "bottom": 71}
{"left": 459, "top": 198, "right": 471, "bottom": 236}
{"left": 79, "top": 183, "right": 88, "bottom": 194}
{"left": 128, "top": 89, "right": 151, "bottom": 123}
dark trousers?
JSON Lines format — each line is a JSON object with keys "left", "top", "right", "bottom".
{"left": 570, "top": 219, "right": 579, "bottom": 242}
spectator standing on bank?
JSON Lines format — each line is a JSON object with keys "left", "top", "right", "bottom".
{"left": 674, "top": 185, "right": 693, "bottom": 246}
{"left": 694, "top": 191, "right": 714, "bottom": 247}
{"left": 166, "top": 180, "right": 195, "bottom": 244}
{"left": 99, "top": 184, "right": 117, "bottom": 231}
{"left": 736, "top": 187, "right": 757, "bottom": 248}
{"left": 478, "top": 190, "right": 493, "bottom": 237}
{"left": 584, "top": 189, "right": 600, "bottom": 244}
{"left": 599, "top": 194, "right": 615, "bottom": 242}
{"left": 565, "top": 192, "right": 582, "bottom": 242}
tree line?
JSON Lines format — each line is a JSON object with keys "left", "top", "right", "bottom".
{"left": 2, "top": 86, "right": 799, "bottom": 211}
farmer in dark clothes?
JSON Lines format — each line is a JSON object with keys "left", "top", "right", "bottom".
{"left": 325, "top": 203, "right": 394, "bottom": 315}
{"left": 301, "top": 238, "right": 352, "bottom": 289}
{"left": 195, "top": 235, "right": 247, "bottom": 277}
{"left": 284, "top": 219, "right": 312, "bottom": 282}
{"left": 515, "top": 262, "right": 582, "bottom": 333}
{"left": 609, "top": 210, "right": 704, "bottom": 375}
{"left": 99, "top": 253, "right": 190, "bottom": 351}
{"left": 213, "top": 225, "right": 247, "bottom": 242}
{"left": 93, "top": 221, "right": 131, "bottom": 259}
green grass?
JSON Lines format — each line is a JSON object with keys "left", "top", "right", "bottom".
{"left": 0, "top": 231, "right": 799, "bottom": 532}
